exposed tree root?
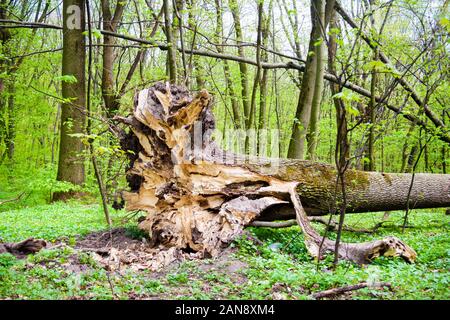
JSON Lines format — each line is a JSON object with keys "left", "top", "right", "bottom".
{"left": 288, "top": 183, "right": 416, "bottom": 264}
{"left": 250, "top": 220, "right": 297, "bottom": 228}
{"left": 115, "top": 82, "right": 419, "bottom": 265}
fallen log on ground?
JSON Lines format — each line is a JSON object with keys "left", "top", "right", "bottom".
{"left": 114, "top": 82, "right": 449, "bottom": 264}
{"left": 0, "top": 238, "right": 46, "bottom": 257}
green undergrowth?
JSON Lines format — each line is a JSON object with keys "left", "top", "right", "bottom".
{"left": 0, "top": 201, "right": 448, "bottom": 300}
{"left": 0, "top": 201, "right": 129, "bottom": 243}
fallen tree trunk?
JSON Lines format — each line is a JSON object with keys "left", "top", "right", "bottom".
{"left": 256, "top": 163, "right": 450, "bottom": 219}
{"left": 115, "top": 82, "right": 448, "bottom": 264}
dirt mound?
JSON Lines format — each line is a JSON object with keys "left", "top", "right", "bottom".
{"left": 70, "top": 228, "right": 203, "bottom": 272}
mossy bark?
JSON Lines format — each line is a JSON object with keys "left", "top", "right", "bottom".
{"left": 247, "top": 161, "right": 450, "bottom": 218}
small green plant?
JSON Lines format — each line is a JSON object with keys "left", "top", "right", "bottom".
{"left": 167, "top": 272, "right": 189, "bottom": 285}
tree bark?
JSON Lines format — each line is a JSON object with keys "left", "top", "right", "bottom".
{"left": 364, "top": 0, "right": 378, "bottom": 171}
{"left": 163, "top": 0, "right": 177, "bottom": 83}
{"left": 288, "top": 0, "right": 331, "bottom": 160}
{"left": 306, "top": 0, "right": 330, "bottom": 160}
{"left": 214, "top": 0, "right": 242, "bottom": 129}
{"left": 229, "top": 0, "right": 251, "bottom": 130}
{"left": 101, "top": 0, "right": 125, "bottom": 117}
{"left": 287, "top": 0, "right": 320, "bottom": 159}
{"left": 187, "top": 0, "right": 204, "bottom": 90}
{"left": 114, "top": 83, "right": 448, "bottom": 264}
{"left": 53, "top": 0, "right": 86, "bottom": 201}
{"left": 257, "top": 0, "right": 272, "bottom": 155}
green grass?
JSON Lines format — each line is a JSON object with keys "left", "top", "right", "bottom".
{"left": 0, "top": 201, "right": 126, "bottom": 243}
{"left": 0, "top": 202, "right": 448, "bottom": 300}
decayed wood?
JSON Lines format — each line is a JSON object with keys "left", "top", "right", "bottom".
{"left": 288, "top": 183, "right": 416, "bottom": 264}
{"left": 115, "top": 82, "right": 447, "bottom": 264}
{"left": 0, "top": 238, "right": 46, "bottom": 257}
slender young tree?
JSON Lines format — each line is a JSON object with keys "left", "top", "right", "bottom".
{"left": 287, "top": 0, "right": 330, "bottom": 159}
{"left": 101, "top": 0, "right": 125, "bottom": 117}
{"left": 257, "top": 0, "right": 273, "bottom": 155}
{"left": 163, "top": 0, "right": 178, "bottom": 83}
{"left": 229, "top": 0, "right": 251, "bottom": 129}
{"left": 214, "top": 0, "right": 242, "bottom": 129}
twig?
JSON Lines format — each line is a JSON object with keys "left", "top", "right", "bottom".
{"left": 310, "top": 216, "right": 375, "bottom": 234}
{"left": 312, "top": 282, "right": 392, "bottom": 299}
{"left": 0, "top": 191, "right": 27, "bottom": 206}
{"left": 402, "top": 132, "right": 433, "bottom": 232}
{"left": 86, "top": 0, "right": 111, "bottom": 227}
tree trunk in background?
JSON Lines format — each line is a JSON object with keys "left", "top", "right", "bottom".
{"left": 5, "top": 80, "right": 15, "bottom": 161}
{"left": 53, "top": 0, "right": 86, "bottom": 201}
{"left": 187, "top": 0, "right": 204, "bottom": 90}
{"left": 257, "top": 53, "right": 269, "bottom": 152}
{"left": 163, "top": 0, "right": 177, "bottom": 83}
{"left": 400, "top": 119, "right": 416, "bottom": 172}
{"left": 173, "top": 0, "right": 185, "bottom": 82}
{"left": 364, "top": 0, "right": 378, "bottom": 171}
{"left": 257, "top": 0, "right": 272, "bottom": 155}
{"left": 229, "top": 0, "right": 250, "bottom": 129}
{"left": 215, "top": 0, "right": 242, "bottom": 129}
{"left": 248, "top": 1, "right": 264, "bottom": 135}
{"left": 307, "top": 0, "right": 333, "bottom": 160}
{"left": 443, "top": 110, "right": 447, "bottom": 174}
{"left": 0, "top": 0, "right": 11, "bottom": 164}
{"left": 287, "top": 9, "right": 318, "bottom": 159}
{"left": 288, "top": 0, "right": 330, "bottom": 160}
{"left": 406, "top": 144, "right": 419, "bottom": 173}
{"left": 101, "top": 0, "right": 125, "bottom": 117}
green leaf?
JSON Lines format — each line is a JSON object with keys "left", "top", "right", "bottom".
{"left": 287, "top": 9, "right": 296, "bottom": 15}
{"left": 362, "top": 60, "right": 386, "bottom": 72}
{"left": 313, "top": 38, "right": 323, "bottom": 47}
{"left": 329, "top": 27, "right": 340, "bottom": 36}
{"left": 332, "top": 89, "right": 361, "bottom": 104}
{"left": 439, "top": 17, "right": 450, "bottom": 32}
{"left": 345, "top": 104, "right": 360, "bottom": 116}
{"left": 56, "top": 75, "right": 78, "bottom": 84}
{"left": 82, "top": 29, "right": 102, "bottom": 39}
{"left": 92, "top": 29, "right": 102, "bottom": 39}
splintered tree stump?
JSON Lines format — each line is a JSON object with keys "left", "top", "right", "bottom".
{"left": 115, "top": 82, "right": 449, "bottom": 264}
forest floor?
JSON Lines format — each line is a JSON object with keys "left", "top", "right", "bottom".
{"left": 0, "top": 201, "right": 448, "bottom": 300}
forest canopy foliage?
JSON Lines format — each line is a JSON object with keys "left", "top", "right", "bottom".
{"left": 0, "top": 0, "right": 448, "bottom": 207}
